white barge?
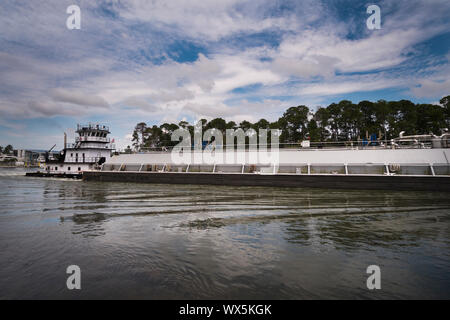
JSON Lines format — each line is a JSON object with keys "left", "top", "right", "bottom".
{"left": 84, "top": 133, "right": 450, "bottom": 191}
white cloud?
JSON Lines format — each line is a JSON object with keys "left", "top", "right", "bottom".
{"left": 51, "top": 88, "right": 109, "bottom": 108}
{"left": 115, "top": 0, "right": 319, "bottom": 41}
{"left": 411, "top": 79, "right": 450, "bottom": 98}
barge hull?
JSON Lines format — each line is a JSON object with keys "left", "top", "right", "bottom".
{"left": 26, "top": 172, "right": 82, "bottom": 179}
{"left": 83, "top": 171, "right": 450, "bottom": 192}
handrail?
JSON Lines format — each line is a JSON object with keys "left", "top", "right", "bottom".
{"left": 65, "top": 143, "right": 115, "bottom": 149}
{"left": 76, "top": 136, "right": 110, "bottom": 143}
{"left": 129, "top": 142, "right": 422, "bottom": 153}
{"left": 76, "top": 124, "right": 110, "bottom": 132}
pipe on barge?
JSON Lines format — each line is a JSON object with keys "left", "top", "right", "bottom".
{"left": 82, "top": 171, "right": 450, "bottom": 192}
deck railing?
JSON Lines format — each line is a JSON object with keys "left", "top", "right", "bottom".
{"left": 76, "top": 136, "right": 110, "bottom": 143}
{"left": 64, "top": 156, "right": 103, "bottom": 163}
{"left": 65, "top": 143, "right": 115, "bottom": 150}
{"left": 76, "top": 124, "right": 110, "bottom": 132}
{"left": 131, "top": 139, "right": 444, "bottom": 153}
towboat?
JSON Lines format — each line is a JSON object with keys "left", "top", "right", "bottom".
{"left": 26, "top": 124, "right": 115, "bottom": 179}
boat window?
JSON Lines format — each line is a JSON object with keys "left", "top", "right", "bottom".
{"left": 78, "top": 167, "right": 81, "bottom": 171}
{"left": 68, "top": 167, "right": 71, "bottom": 171}
{"left": 55, "top": 166, "right": 58, "bottom": 170}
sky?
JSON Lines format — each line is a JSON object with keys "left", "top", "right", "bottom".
{"left": 0, "top": 0, "right": 449, "bottom": 151}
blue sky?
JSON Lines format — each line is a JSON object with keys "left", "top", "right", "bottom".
{"left": 0, "top": 0, "right": 449, "bottom": 150}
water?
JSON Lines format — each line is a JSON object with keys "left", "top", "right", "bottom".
{"left": 0, "top": 167, "right": 449, "bottom": 299}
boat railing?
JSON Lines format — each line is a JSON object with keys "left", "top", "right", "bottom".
{"left": 65, "top": 143, "right": 115, "bottom": 150}
{"left": 76, "top": 124, "right": 110, "bottom": 132}
{"left": 76, "top": 136, "right": 110, "bottom": 143}
{"left": 130, "top": 138, "right": 444, "bottom": 153}
{"left": 64, "top": 156, "right": 104, "bottom": 163}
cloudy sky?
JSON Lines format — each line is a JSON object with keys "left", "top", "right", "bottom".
{"left": 0, "top": 0, "right": 449, "bottom": 150}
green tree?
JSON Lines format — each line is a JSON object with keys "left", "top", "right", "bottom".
{"left": 206, "top": 118, "right": 227, "bottom": 132}
{"left": 313, "top": 107, "right": 330, "bottom": 141}
{"left": 131, "top": 131, "right": 139, "bottom": 150}
{"left": 373, "top": 100, "right": 392, "bottom": 140}
{"left": 307, "top": 119, "right": 321, "bottom": 141}
{"left": 388, "top": 100, "right": 417, "bottom": 137}
{"left": 358, "top": 100, "right": 376, "bottom": 138}
{"left": 440, "top": 95, "right": 450, "bottom": 127}
{"left": 143, "top": 125, "right": 163, "bottom": 148}
{"left": 326, "top": 103, "right": 343, "bottom": 141}
{"left": 254, "top": 119, "right": 270, "bottom": 130}
{"left": 226, "top": 121, "right": 237, "bottom": 130}
{"left": 4, "top": 144, "right": 13, "bottom": 154}
{"left": 160, "top": 123, "right": 180, "bottom": 146}
{"left": 239, "top": 120, "right": 253, "bottom": 132}
{"left": 340, "top": 100, "right": 362, "bottom": 140}
{"left": 132, "top": 122, "right": 147, "bottom": 150}
{"left": 278, "top": 105, "right": 309, "bottom": 142}
{"left": 178, "top": 121, "right": 189, "bottom": 129}
{"left": 416, "top": 104, "right": 446, "bottom": 134}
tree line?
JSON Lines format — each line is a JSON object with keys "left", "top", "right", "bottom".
{"left": 130, "top": 95, "right": 450, "bottom": 150}
{"left": 0, "top": 145, "right": 14, "bottom": 155}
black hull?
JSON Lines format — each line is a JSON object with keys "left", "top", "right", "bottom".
{"left": 26, "top": 172, "right": 82, "bottom": 179}
{"left": 82, "top": 171, "right": 450, "bottom": 192}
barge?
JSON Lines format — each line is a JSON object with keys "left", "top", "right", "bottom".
{"left": 26, "top": 124, "right": 450, "bottom": 191}
{"left": 86, "top": 132, "right": 450, "bottom": 192}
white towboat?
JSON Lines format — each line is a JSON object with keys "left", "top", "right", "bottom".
{"left": 27, "top": 124, "right": 115, "bottom": 178}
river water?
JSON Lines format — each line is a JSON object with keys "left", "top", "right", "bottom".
{"left": 0, "top": 168, "right": 449, "bottom": 299}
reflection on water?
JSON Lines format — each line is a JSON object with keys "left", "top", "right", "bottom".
{"left": 0, "top": 168, "right": 449, "bottom": 299}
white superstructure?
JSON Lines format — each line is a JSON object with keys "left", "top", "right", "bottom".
{"left": 45, "top": 124, "right": 114, "bottom": 174}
